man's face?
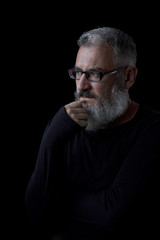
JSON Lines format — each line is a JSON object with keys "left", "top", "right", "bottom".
{"left": 74, "top": 45, "right": 129, "bottom": 130}
{"left": 75, "top": 45, "right": 119, "bottom": 107}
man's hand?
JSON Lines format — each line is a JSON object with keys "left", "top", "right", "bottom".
{"left": 65, "top": 101, "right": 88, "bottom": 127}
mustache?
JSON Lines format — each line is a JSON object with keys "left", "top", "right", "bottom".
{"left": 74, "top": 91, "right": 99, "bottom": 100}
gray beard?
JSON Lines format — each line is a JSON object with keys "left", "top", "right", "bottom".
{"left": 74, "top": 84, "right": 129, "bottom": 131}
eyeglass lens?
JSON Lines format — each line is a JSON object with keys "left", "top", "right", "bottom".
{"left": 73, "top": 70, "right": 101, "bottom": 81}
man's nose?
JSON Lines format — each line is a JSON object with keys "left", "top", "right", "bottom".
{"left": 76, "top": 73, "right": 92, "bottom": 92}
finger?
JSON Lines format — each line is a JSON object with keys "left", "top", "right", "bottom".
{"left": 69, "top": 108, "right": 88, "bottom": 114}
{"left": 65, "top": 106, "right": 88, "bottom": 119}
{"left": 65, "top": 101, "right": 83, "bottom": 109}
{"left": 64, "top": 101, "right": 89, "bottom": 127}
{"left": 77, "top": 113, "right": 88, "bottom": 120}
{"left": 76, "top": 119, "right": 88, "bottom": 127}
{"left": 68, "top": 112, "right": 88, "bottom": 123}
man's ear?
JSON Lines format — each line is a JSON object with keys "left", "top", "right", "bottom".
{"left": 124, "top": 66, "right": 138, "bottom": 90}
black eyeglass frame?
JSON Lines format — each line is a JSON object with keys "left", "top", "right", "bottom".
{"left": 68, "top": 66, "right": 127, "bottom": 82}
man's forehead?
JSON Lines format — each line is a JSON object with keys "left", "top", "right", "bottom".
{"left": 75, "top": 45, "right": 114, "bottom": 70}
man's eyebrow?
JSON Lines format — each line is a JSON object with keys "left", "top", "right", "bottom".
{"left": 74, "top": 66, "right": 82, "bottom": 70}
{"left": 89, "top": 67, "right": 104, "bottom": 72}
{"left": 74, "top": 66, "right": 105, "bottom": 72}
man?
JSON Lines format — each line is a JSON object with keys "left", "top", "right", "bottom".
{"left": 25, "top": 27, "right": 160, "bottom": 239}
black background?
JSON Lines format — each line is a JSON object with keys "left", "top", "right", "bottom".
{"left": 3, "top": 2, "right": 160, "bottom": 239}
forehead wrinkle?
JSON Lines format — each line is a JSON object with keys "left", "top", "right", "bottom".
{"left": 74, "top": 65, "right": 105, "bottom": 72}
{"left": 75, "top": 45, "right": 114, "bottom": 72}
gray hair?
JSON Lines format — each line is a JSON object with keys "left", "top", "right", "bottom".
{"left": 77, "top": 27, "right": 137, "bottom": 67}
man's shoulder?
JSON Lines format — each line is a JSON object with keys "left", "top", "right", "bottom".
{"left": 140, "top": 103, "right": 160, "bottom": 114}
{"left": 135, "top": 103, "right": 160, "bottom": 133}
{"left": 138, "top": 104, "right": 160, "bottom": 122}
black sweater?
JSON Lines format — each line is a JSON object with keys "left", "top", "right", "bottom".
{"left": 25, "top": 104, "right": 160, "bottom": 239}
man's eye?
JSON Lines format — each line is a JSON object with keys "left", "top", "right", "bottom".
{"left": 74, "top": 71, "right": 83, "bottom": 79}
{"left": 89, "top": 72, "right": 100, "bottom": 78}
{"left": 93, "top": 72, "right": 99, "bottom": 76}
{"left": 76, "top": 71, "right": 82, "bottom": 76}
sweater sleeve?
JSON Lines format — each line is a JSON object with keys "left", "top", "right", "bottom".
{"left": 25, "top": 107, "right": 81, "bottom": 224}
{"left": 71, "top": 120, "right": 160, "bottom": 232}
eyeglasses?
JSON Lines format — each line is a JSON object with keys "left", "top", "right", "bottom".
{"left": 68, "top": 67, "right": 126, "bottom": 82}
